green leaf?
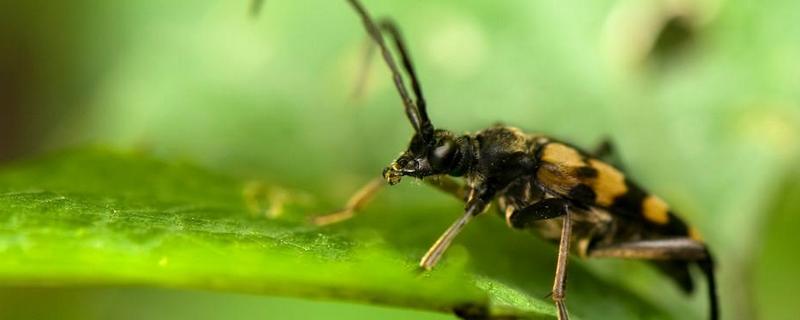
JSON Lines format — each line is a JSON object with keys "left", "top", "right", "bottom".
{"left": 0, "top": 148, "right": 675, "bottom": 319}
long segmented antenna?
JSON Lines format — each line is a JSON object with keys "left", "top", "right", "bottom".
{"left": 346, "top": 0, "right": 434, "bottom": 142}
{"left": 379, "top": 19, "right": 433, "bottom": 139}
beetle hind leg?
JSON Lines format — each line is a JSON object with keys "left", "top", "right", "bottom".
{"left": 588, "top": 238, "right": 719, "bottom": 320}
{"left": 591, "top": 138, "right": 627, "bottom": 172}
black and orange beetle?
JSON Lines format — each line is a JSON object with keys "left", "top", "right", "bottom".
{"left": 313, "top": 1, "right": 719, "bottom": 319}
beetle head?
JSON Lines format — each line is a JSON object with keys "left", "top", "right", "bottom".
{"left": 348, "top": 0, "right": 472, "bottom": 185}
{"left": 383, "top": 130, "right": 466, "bottom": 185}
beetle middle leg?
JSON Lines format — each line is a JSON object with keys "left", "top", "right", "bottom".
{"left": 552, "top": 208, "right": 573, "bottom": 320}
{"left": 506, "top": 198, "right": 574, "bottom": 320}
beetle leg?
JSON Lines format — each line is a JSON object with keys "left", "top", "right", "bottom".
{"left": 506, "top": 198, "right": 570, "bottom": 229}
{"left": 505, "top": 199, "right": 573, "bottom": 319}
{"left": 419, "top": 194, "right": 490, "bottom": 270}
{"left": 312, "top": 177, "right": 384, "bottom": 225}
{"left": 313, "top": 176, "right": 467, "bottom": 226}
{"left": 552, "top": 208, "right": 573, "bottom": 320}
{"left": 588, "top": 238, "right": 708, "bottom": 260}
{"left": 591, "top": 138, "right": 627, "bottom": 172}
{"left": 588, "top": 238, "right": 718, "bottom": 320}
{"left": 423, "top": 175, "right": 469, "bottom": 201}
{"left": 591, "top": 138, "right": 614, "bottom": 159}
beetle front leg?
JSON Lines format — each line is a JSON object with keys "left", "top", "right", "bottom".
{"left": 419, "top": 191, "right": 491, "bottom": 270}
{"left": 312, "top": 177, "right": 385, "bottom": 225}
{"left": 423, "top": 175, "right": 469, "bottom": 201}
{"left": 314, "top": 175, "right": 468, "bottom": 226}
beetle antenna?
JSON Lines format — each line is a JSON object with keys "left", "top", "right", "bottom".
{"left": 346, "top": 0, "right": 434, "bottom": 142}
{"left": 379, "top": 19, "right": 433, "bottom": 139}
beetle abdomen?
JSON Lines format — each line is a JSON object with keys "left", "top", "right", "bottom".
{"left": 534, "top": 142, "right": 702, "bottom": 240}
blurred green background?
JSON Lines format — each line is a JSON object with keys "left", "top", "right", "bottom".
{"left": 1, "top": 0, "right": 798, "bottom": 319}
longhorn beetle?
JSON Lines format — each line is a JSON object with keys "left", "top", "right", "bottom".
{"left": 314, "top": 1, "right": 719, "bottom": 319}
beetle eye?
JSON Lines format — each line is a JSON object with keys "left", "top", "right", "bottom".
{"left": 429, "top": 139, "right": 456, "bottom": 170}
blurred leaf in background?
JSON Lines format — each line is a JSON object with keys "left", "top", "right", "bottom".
{"left": 1, "top": 0, "right": 799, "bottom": 319}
